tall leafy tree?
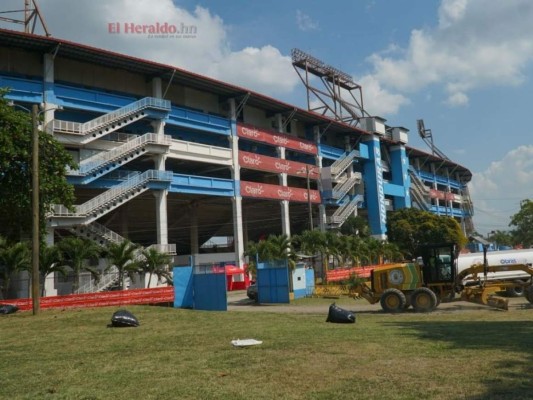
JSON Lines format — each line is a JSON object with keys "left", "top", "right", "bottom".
{"left": 0, "top": 241, "right": 30, "bottom": 299}
{"left": 58, "top": 237, "right": 102, "bottom": 293}
{"left": 387, "top": 208, "right": 467, "bottom": 259}
{"left": 0, "top": 91, "right": 76, "bottom": 241}
{"left": 509, "top": 199, "right": 533, "bottom": 247}
{"left": 105, "top": 241, "right": 140, "bottom": 289}
{"left": 340, "top": 215, "right": 370, "bottom": 237}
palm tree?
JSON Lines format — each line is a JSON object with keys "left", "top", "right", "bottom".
{"left": 381, "top": 242, "right": 404, "bottom": 263}
{"left": 0, "top": 241, "right": 30, "bottom": 299}
{"left": 139, "top": 247, "right": 172, "bottom": 288}
{"left": 294, "top": 230, "right": 327, "bottom": 280}
{"left": 105, "top": 240, "right": 140, "bottom": 289}
{"left": 265, "top": 234, "right": 296, "bottom": 269}
{"left": 39, "top": 244, "right": 66, "bottom": 296}
{"left": 58, "top": 237, "right": 102, "bottom": 293}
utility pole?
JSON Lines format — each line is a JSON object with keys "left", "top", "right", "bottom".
{"left": 306, "top": 165, "right": 313, "bottom": 231}
{"left": 31, "top": 104, "right": 40, "bottom": 315}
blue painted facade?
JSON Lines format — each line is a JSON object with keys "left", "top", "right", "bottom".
{"left": 0, "top": 43, "right": 472, "bottom": 243}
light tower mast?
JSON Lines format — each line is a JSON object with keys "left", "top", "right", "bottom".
{"left": 291, "top": 48, "right": 369, "bottom": 127}
{"left": 0, "top": 0, "right": 51, "bottom": 36}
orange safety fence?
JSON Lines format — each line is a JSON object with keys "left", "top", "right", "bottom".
{"left": 0, "top": 286, "right": 174, "bottom": 312}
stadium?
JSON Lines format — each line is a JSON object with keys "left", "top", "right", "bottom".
{"left": 0, "top": 26, "right": 473, "bottom": 297}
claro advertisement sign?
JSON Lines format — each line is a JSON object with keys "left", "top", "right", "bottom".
{"left": 236, "top": 123, "right": 317, "bottom": 155}
{"left": 239, "top": 151, "right": 319, "bottom": 179}
{"left": 241, "top": 181, "right": 321, "bottom": 203}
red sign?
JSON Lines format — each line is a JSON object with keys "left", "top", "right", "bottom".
{"left": 239, "top": 151, "right": 319, "bottom": 179}
{"left": 429, "top": 189, "right": 457, "bottom": 201}
{"left": 237, "top": 123, "right": 318, "bottom": 155}
{"left": 241, "top": 181, "right": 321, "bottom": 203}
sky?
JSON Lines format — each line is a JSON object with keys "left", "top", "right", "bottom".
{"left": 1, "top": 0, "right": 532, "bottom": 235}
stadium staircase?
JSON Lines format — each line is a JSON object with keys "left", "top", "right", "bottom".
{"left": 324, "top": 150, "right": 364, "bottom": 229}
{"left": 72, "top": 221, "right": 176, "bottom": 294}
{"left": 408, "top": 167, "right": 431, "bottom": 211}
{"left": 70, "top": 133, "right": 172, "bottom": 184}
{"left": 52, "top": 97, "right": 171, "bottom": 144}
{"left": 51, "top": 169, "right": 172, "bottom": 227}
{"left": 460, "top": 186, "right": 475, "bottom": 233}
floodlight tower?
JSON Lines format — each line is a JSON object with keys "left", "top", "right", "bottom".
{"left": 0, "top": 0, "right": 51, "bottom": 36}
{"left": 416, "top": 119, "right": 450, "bottom": 160}
{"left": 291, "top": 48, "right": 368, "bottom": 127}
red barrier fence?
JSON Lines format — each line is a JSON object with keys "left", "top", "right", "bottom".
{"left": 0, "top": 287, "right": 174, "bottom": 312}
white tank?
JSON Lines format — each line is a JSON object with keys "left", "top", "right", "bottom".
{"left": 457, "top": 249, "right": 533, "bottom": 282}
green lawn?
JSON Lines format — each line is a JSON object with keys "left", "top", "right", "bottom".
{"left": 1, "top": 299, "right": 532, "bottom": 400}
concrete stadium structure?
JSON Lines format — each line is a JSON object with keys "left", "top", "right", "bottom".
{"left": 0, "top": 28, "right": 474, "bottom": 295}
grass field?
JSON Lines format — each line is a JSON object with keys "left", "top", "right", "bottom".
{"left": 1, "top": 298, "right": 533, "bottom": 400}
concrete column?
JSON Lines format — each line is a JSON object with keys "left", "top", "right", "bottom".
{"left": 152, "top": 77, "right": 163, "bottom": 98}
{"left": 313, "top": 126, "right": 327, "bottom": 232}
{"left": 276, "top": 114, "right": 291, "bottom": 237}
{"left": 229, "top": 99, "right": 245, "bottom": 267}
{"left": 154, "top": 190, "right": 168, "bottom": 246}
{"left": 390, "top": 144, "right": 411, "bottom": 209}
{"left": 43, "top": 228, "right": 57, "bottom": 297}
{"left": 42, "top": 53, "right": 58, "bottom": 133}
{"left": 150, "top": 77, "right": 166, "bottom": 135}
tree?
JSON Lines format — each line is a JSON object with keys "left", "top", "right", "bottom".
{"left": 139, "top": 247, "right": 172, "bottom": 288}
{"left": 0, "top": 91, "right": 76, "bottom": 241}
{"left": 58, "top": 237, "right": 102, "bottom": 293}
{"left": 0, "top": 241, "right": 30, "bottom": 299}
{"left": 387, "top": 208, "right": 467, "bottom": 259}
{"left": 340, "top": 215, "right": 370, "bottom": 237}
{"left": 39, "top": 244, "right": 66, "bottom": 296}
{"left": 105, "top": 241, "right": 140, "bottom": 289}
{"left": 487, "top": 230, "right": 514, "bottom": 248}
{"left": 509, "top": 199, "right": 533, "bottom": 247}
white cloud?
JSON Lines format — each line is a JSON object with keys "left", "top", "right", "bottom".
{"left": 445, "top": 91, "right": 469, "bottom": 107}
{"left": 358, "top": 75, "right": 410, "bottom": 115}
{"left": 362, "top": 0, "right": 533, "bottom": 115}
{"left": 29, "top": 0, "right": 298, "bottom": 97}
{"left": 469, "top": 145, "right": 533, "bottom": 233}
{"left": 296, "top": 10, "right": 319, "bottom": 32}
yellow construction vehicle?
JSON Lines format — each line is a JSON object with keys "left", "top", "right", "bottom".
{"left": 350, "top": 241, "right": 533, "bottom": 312}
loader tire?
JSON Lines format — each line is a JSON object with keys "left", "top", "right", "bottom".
{"left": 411, "top": 287, "right": 438, "bottom": 312}
{"left": 505, "top": 280, "right": 527, "bottom": 297}
{"left": 380, "top": 288, "right": 406, "bottom": 313}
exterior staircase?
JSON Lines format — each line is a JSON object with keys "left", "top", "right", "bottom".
{"left": 460, "top": 185, "right": 475, "bottom": 234}
{"left": 324, "top": 150, "right": 363, "bottom": 228}
{"left": 327, "top": 195, "right": 364, "bottom": 228}
{"left": 69, "top": 132, "right": 171, "bottom": 183}
{"left": 52, "top": 97, "right": 171, "bottom": 144}
{"left": 408, "top": 167, "right": 431, "bottom": 211}
{"left": 331, "top": 172, "right": 362, "bottom": 199}
{"left": 330, "top": 149, "right": 359, "bottom": 179}
{"left": 51, "top": 170, "right": 173, "bottom": 226}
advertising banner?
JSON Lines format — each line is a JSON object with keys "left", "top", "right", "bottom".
{"left": 241, "top": 181, "right": 321, "bottom": 203}
{"left": 237, "top": 123, "right": 317, "bottom": 155}
{"left": 239, "top": 151, "right": 319, "bottom": 179}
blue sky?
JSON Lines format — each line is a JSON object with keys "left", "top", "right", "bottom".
{"left": 1, "top": 0, "right": 531, "bottom": 235}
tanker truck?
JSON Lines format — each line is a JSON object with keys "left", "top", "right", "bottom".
{"left": 457, "top": 248, "right": 533, "bottom": 297}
